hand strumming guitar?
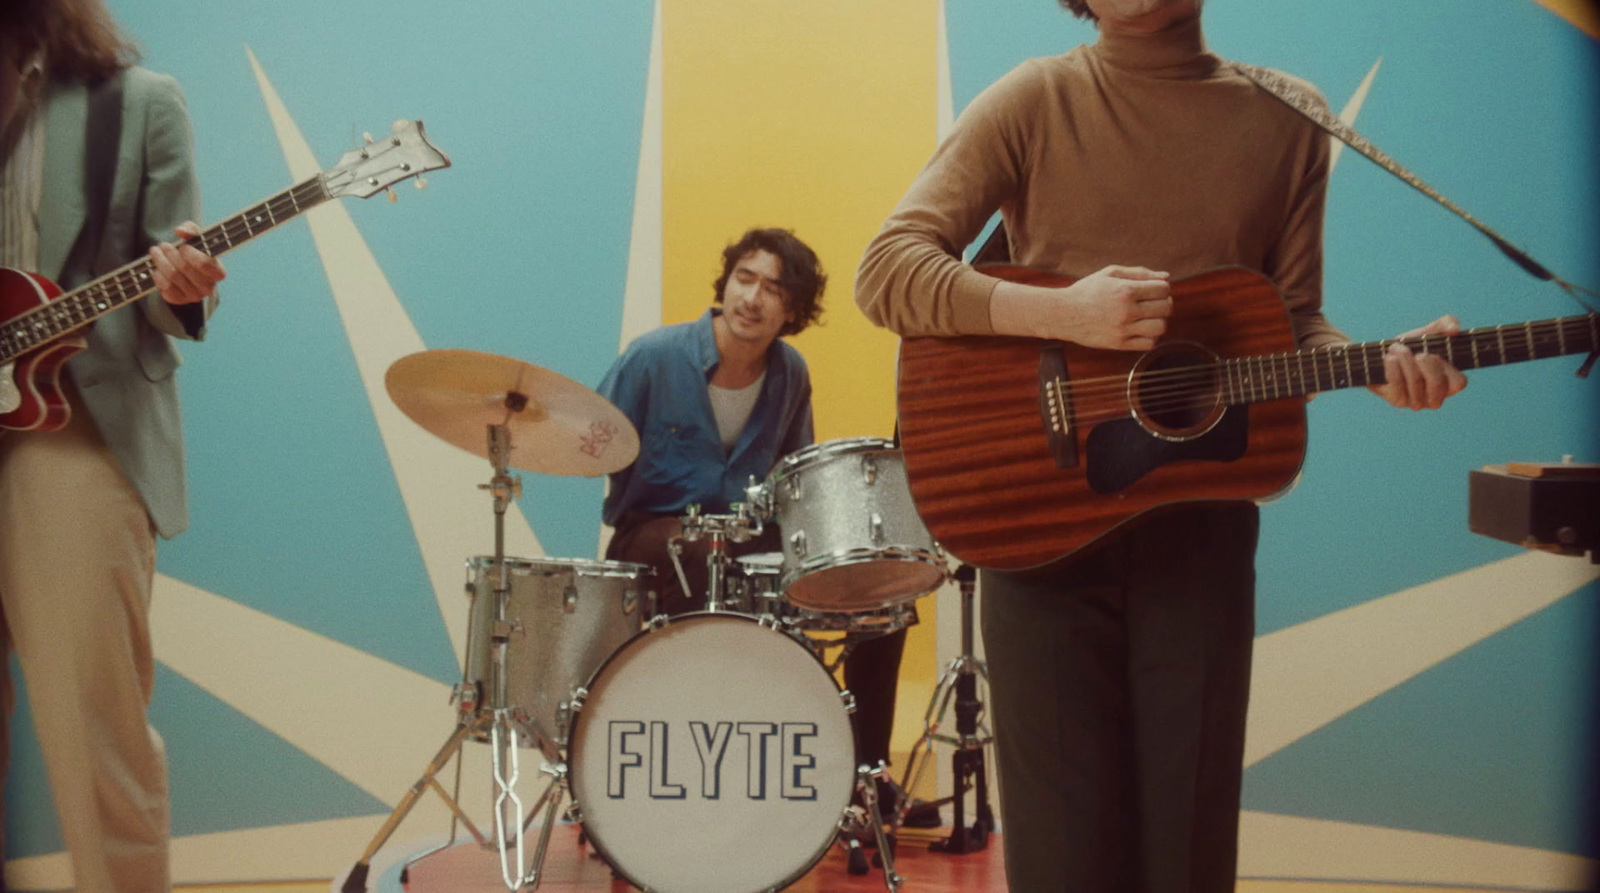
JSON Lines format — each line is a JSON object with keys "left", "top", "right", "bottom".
{"left": 989, "top": 263, "right": 1174, "bottom": 351}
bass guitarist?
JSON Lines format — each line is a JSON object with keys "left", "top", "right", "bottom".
{"left": 854, "top": 1, "right": 1464, "bottom": 890}
{"left": 1, "top": 1, "right": 224, "bottom": 890}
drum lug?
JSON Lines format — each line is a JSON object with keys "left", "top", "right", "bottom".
{"left": 861, "top": 453, "right": 878, "bottom": 485}
{"left": 839, "top": 689, "right": 858, "bottom": 715}
{"left": 647, "top": 612, "right": 672, "bottom": 630}
{"left": 623, "top": 587, "right": 638, "bottom": 615}
{"left": 565, "top": 802, "right": 583, "bottom": 825}
{"left": 567, "top": 686, "right": 588, "bottom": 717}
{"left": 563, "top": 575, "right": 579, "bottom": 613}
{"left": 784, "top": 473, "right": 802, "bottom": 502}
{"left": 491, "top": 618, "right": 525, "bottom": 641}
{"left": 789, "top": 530, "right": 808, "bottom": 559}
{"left": 757, "top": 613, "right": 782, "bottom": 631}
{"left": 870, "top": 512, "right": 886, "bottom": 547}
{"left": 451, "top": 681, "right": 479, "bottom": 712}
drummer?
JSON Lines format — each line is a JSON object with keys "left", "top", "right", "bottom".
{"left": 599, "top": 227, "right": 913, "bottom": 820}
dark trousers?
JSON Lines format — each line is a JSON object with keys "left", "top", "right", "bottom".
{"left": 981, "top": 503, "right": 1259, "bottom": 893}
{"left": 608, "top": 513, "right": 907, "bottom": 787}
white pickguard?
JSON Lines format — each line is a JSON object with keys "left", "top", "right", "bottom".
{"left": 0, "top": 362, "right": 19, "bottom": 414}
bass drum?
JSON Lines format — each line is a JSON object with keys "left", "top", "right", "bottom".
{"left": 567, "top": 612, "right": 856, "bottom": 893}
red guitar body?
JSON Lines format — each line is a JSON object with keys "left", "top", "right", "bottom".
{"left": 0, "top": 267, "right": 84, "bottom": 433}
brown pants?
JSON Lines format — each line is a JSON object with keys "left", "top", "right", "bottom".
{"left": 0, "top": 405, "right": 170, "bottom": 893}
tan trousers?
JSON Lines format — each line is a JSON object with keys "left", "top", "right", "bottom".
{"left": 0, "top": 401, "right": 170, "bottom": 893}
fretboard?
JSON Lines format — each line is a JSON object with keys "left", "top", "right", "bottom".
{"left": 1223, "top": 314, "right": 1600, "bottom": 405}
{"left": 0, "top": 175, "right": 330, "bottom": 364}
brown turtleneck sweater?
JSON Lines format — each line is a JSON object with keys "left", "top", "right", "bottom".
{"left": 855, "top": 17, "right": 1348, "bottom": 350}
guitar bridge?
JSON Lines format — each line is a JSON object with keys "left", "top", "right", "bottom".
{"left": 1038, "top": 345, "right": 1078, "bottom": 469}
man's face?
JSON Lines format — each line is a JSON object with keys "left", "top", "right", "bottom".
{"left": 720, "top": 249, "right": 795, "bottom": 347}
{"left": 1084, "top": 0, "right": 1201, "bottom": 32}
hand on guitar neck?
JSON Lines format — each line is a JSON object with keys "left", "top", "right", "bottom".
{"left": 1367, "top": 314, "right": 1469, "bottom": 410}
{"left": 147, "top": 220, "right": 226, "bottom": 306}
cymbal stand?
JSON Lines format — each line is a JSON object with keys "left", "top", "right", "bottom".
{"left": 338, "top": 410, "right": 546, "bottom": 893}
{"left": 897, "top": 564, "right": 994, "bottom": 853}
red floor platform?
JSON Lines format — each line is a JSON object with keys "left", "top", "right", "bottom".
{"left": 371, "top": 823, "right": 1007, "bottom": 892}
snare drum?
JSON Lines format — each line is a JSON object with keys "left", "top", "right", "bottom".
{"left": 462, "top": 556, "right": 650, "bottom": 756}
{"left": 763, "top": 437, "right": 946, "bottom": 612}
{"left": 567, "top": 612, "right": 856, "bottom": 893}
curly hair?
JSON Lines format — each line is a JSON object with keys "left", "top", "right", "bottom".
{"left": 1057, "top": 0, "right": 1096, "bottom": 20}
{"left": 1, "top": 0, "right": 139, "bottom": 84}
{"left": 712, "top": 228, "right": 826, "bottom": 338}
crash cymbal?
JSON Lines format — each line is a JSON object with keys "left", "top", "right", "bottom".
{"left": 385, "top": 349, "right": 638, "bottom": 476}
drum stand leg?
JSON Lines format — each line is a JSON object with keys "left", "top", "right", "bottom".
{"left": 845, "top": 762, "right": 903, "bottom": 891}
{"left": 339, "top": 719, "right": 489, "bottom": 893}
{"left": 896, "top": 564, "right": 995, "bottom": 854}
{"left": 519, "top": 762, "right": 570, "bottom": 891}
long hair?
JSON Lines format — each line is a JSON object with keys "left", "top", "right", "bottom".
{"left": 1057, "top": 0, "right": 1095, "bottom": 20}
{"left": 712, "top": 228, "right": 827, "bottom": 338}
{"left": 3, "top": 0, "right": 140, "bottom": 83}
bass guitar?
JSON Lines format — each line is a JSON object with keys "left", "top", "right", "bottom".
{"left": 896, "top": 265, "right": 1598, "bottom": 570}
{"left": 0, "top": 119, "right": 449, "bottom": 433}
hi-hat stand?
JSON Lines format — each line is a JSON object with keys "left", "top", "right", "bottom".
{"left": 897, "top": 563, "right": 995, "bottom": 853}
{"left": 341, "top": 416, "right": 553, "bottom": 893}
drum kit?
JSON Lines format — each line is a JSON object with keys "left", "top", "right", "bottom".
{"left": 337, "top": 349, "right": 991, "bottom": 893}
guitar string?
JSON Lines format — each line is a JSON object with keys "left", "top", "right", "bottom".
{"left": 1040, "top": 317, "right": 1595, "bottom": 424}
{"left": 3, "top": 179, "right": 326, "bottom": 355}
{"left": 1053, "top": 319, "right": 1586, "bottom": 407}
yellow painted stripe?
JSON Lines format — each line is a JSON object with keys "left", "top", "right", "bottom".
{"left": 661, "top": 0, "right": 942, "bottom": 755}
{"left": 662, "top": 0, "right": 937, "bottom": 441}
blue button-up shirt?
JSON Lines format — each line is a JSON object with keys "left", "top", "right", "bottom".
{"left": 599, "top": 308, "right": 814, "bottom": 526}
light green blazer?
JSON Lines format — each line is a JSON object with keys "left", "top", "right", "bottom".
{"left": 38, "top": 67, "right": 219, "bottom": 539}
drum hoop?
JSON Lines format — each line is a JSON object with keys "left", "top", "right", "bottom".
{"left": 565, "top": 610, "right": 852, "bottom": 893}
{"left": 769, "top": 436, "right": 898, "bottom": 481}
{"left": 779, "top": 547, "right": 947, "bottom": 587}
{"left": 466, "top": 555, "right": 652, "bottom": 580}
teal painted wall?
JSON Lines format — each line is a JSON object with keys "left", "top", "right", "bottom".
{"left": 6, "top": 0, "right": 1596, "bottom": 882}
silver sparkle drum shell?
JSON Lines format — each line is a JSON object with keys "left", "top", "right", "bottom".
{"left": 462, "top": 556, "right": 650, "bottom": 756}
{"left": 567, "top": 612, "right": 856, "bottom": 893}
{"left": 766, "top": 437, "right": 947, "bottom": 611}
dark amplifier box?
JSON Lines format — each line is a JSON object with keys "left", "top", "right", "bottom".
{"left": 1468, "top": 462, "right": 1600, "bottom": 560}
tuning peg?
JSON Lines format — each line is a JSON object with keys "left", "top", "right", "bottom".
{"left": 386, "top": 188, "right": 398, "bottom": 203}
{"left": 363, "top": 131, "right": 374, "bottom": 145}
{"left": 393, "top": 119, "right": 409, "bottom": 133}
{"left": 414, "top": 177, "right": 427, "bottom": 191}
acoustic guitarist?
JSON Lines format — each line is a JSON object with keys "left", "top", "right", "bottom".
{"left": 854, "top": 1, "right": 1464, "bottom": 890}
{"left": 1, "top": 1, "right": 223, "bottom": 890}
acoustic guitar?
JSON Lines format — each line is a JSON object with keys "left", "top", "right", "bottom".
{"left": 0, "top": 120, "right": 449, "bottom": 433}
{"left": 895, "top": 264, "right": 1598, "bottom": 570}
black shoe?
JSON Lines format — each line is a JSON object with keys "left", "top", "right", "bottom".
{"left": 902, "top": 798, "right": 943, "bottom": 828}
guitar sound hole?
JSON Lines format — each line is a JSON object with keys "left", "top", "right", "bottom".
{"left": 1130, "top": 342, "right": 1225, "bottom": 440}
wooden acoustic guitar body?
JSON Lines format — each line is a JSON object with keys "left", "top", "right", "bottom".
{"left": 896, "top": 265, "right": 1309, "bottom": 570}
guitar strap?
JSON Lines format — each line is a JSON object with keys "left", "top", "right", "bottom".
{"left": 60, "top": 69, "right": 124, "bottom": 285}
{"left": 1231, "top": 62, "right": 1590, "bottom": 301}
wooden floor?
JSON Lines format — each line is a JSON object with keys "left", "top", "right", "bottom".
{"left": 380, "top": 824, "right": 999, "bottom": 892}
{"left": 166, "top": 825, "right": 1528, "bottom": 893}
